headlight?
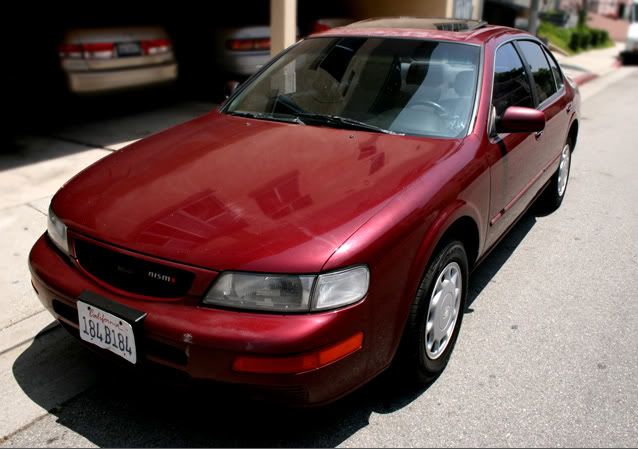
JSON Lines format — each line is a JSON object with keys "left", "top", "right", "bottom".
{"left": 47, "top": 206, "right": 69, "bottom": 254}
{"left": 312, "top": 266, "right": 370, "bottom": 310}
{"left": 203, "top": 266, "right": 369, "bottom": 312}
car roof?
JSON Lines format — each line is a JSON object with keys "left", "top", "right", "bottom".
{"left": 314, "top": 17, "right": 525, "bottom": 45}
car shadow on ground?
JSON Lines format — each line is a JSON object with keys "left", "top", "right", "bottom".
{"left": 12, "top": 329, "right": 429, "bottom": 447}
{"left": 466, "top": 212, "right": 536, "bottom": 310}
{"left": 12, "top": 211, "right": 538, "bottom": 447}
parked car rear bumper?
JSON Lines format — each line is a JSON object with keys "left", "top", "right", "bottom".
{"left": 220, "top": 52, "right": 270, "bottom": 77}
{"left": 66, "top": 63, "right": 177, "bottom": 94}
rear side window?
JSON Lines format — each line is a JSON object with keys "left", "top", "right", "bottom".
{"left": 517, "top": 40, "right": 557, "bottom": 103}
{"left": 543, "top": 47, "right": 564, "bottom": 91}
{"left": 492, "top": 43, "right": 534, "bottom": 117}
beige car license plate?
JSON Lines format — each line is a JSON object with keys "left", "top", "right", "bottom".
{"left": 77, "top": 301, "right": 137, "bottom": 364}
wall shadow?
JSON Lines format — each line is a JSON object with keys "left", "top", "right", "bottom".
{"left": 2, "top": 97, "right": 214, "bottom": 172}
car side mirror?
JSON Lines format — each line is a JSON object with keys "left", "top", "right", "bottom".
{"left": 495, "top": 106, "right": 545, "bottom": 134}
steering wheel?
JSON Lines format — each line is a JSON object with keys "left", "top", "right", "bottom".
{"left": 408, "top": 100, "right": 448, "bottom": 116}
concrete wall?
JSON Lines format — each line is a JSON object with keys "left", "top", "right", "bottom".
{"left": 344, "top": 0, "right": 484, "bottom": 21}
{"left": 472, "top": 0, "right": 484, "bottom": 19}
{"left": 271, "top": 0, "right": 297, "bottom": 55}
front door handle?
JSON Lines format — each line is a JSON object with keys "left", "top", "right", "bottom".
{"left": 535, "top": 130, "right": 544, "bottom": 140}
{"left": 566, "top": 103, "right": 573, "bottom": 113}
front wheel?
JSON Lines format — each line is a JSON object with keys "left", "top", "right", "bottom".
{"left": 397, "top": 240, "right": 469, "bottom": 383}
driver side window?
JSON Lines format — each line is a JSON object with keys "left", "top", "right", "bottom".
{"left": 492, "top": 43, "right": 534, "bottom": 117}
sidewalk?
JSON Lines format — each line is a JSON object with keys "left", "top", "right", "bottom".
{"left": 0, "top": 101, "right": 213, "bottom": 440}
{"left": 554, "top": 42, "right": 624, "bottom": 86}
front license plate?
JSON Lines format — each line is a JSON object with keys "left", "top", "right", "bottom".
{"left": 77, "top": 301, "right": 137, "bottom": 363}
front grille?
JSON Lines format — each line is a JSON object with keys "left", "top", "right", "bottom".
{"left": 74, "top": 239, "right": 194, "bottom": 298}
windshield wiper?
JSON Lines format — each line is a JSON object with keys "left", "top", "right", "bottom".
{"left": 294, "top": 113, "right": 402, "bottom": 135}
{"left": 228, "top": 111, "right": 304, "bottom": 125}
{"left": 227, "top": 110, "right": 398, "bottom": 135}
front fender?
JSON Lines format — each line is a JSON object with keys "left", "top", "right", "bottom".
{"left": 320, "top": 136, "right": 489, "bottom": 371}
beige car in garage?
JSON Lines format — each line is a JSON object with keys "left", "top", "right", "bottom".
{"left": 58, "top": 26, "right": 177, "bottom": 94}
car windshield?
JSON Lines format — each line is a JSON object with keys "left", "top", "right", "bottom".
{"left": 223, "top": 37, "right": 481, "bottom": 138}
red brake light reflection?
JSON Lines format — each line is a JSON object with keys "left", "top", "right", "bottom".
{"left": 312, "top": 22, "right": 332, "bottom": 33}
{"left": 142, "top": 38, "right": 172, "bottom": 55}
{"left": 59, "top": 42, "right": 114, "bottom": 59}
{"left": 227, "top": 38, "right": 271, "bottom": 52}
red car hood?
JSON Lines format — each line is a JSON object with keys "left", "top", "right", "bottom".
{"left": 53, "top": 111, "right": 461, "bottom": 273}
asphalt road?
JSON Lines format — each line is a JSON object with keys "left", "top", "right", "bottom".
{"left": 2, "top": 71, "right": 637, "bottom": 448}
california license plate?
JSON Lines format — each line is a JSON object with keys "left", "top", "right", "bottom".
{"left": 77, "top": 301, "right": 137, "bottom": 363}
{"left": 117, "top": 42, "right": 142, "bottom": 57}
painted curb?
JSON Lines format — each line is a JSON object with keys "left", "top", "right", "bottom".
{"left": 573, "top": 58, "right": 623, "bottom": 86}
{"left": 573, "top": 72, "right": 599, "bottom": 86}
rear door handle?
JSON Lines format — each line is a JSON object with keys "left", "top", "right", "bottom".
{"left": 535, "top": 130, "right": 544, "bottom": 139}
{"left": 566, "top": 103, "right": 573, "bottom": 113}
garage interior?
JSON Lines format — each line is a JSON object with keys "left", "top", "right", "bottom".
{"left": 7, "top": 0, "right": 485, "bottom": 140}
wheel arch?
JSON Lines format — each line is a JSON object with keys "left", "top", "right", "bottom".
{"left": 568, "top": 118, "right": 579, "bottom": 150}
{"left": 433, "top": 216, "right": 481, "bottom": 270}
{"left": 390, "top": 207, "right": 482, "bottom": 366}
{"left": 412, "top": 205, "right": 483, "bottom": 279}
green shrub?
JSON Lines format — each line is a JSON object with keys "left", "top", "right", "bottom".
{"left": 578, "top": 27, "right": 592, "bottom": 48}
{"left": 539, "top": 21, "right": 575, "bottom": 53}
{"left": 540, "top": 21, "right": 614, "bottom": 54}
{"left": 568, "top": 31, "right": 580, "bottom": 51}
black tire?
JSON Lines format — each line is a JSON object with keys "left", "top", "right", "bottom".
{"left": 397, "top": 240, "right": 469, "bottom": 384}
{"left": 536, "top": 138, "right": 573, "bottom": 213}
{"left": 621, "top": 52, "right": 637, "bottom": 66}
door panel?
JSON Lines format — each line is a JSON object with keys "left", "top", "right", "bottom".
{"left": 487, "top": 133, "right": 545, "bottom": 247}
{"left": 486, "top": 43, "right": 542, "bottom": 247}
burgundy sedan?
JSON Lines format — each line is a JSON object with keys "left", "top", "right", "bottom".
{"left": 29, "top": 18, "right": 579, "bottom": 406}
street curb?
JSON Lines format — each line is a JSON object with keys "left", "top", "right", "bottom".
{"left": 573, "top": 58, "right": 623, "bottom": 86}
{"left": 0, "top": 311, "right": 58, "bottom": 355}
{"left": 573, "top": 72, "right": 599, "bottom": 86}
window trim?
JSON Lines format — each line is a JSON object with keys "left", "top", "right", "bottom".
{"left": 488, "top": 40, "right": 535, "bottom": 139}
{"left": 541, "top": 46, "right": 560, "bottom": 92}
{"left": 515, "top": 38, "right": 565, "bottom": 109}
{"left": 540, "top": 45, "right": 566, "bottom": 105}
{"left": 467, "top": 44, "right": 485, "bottom": 135}
{"left": 487, "top": 36, "right": 565, "bottom": 139}
{"left": 512, "top": 40, "right": 541, "bottom": 106}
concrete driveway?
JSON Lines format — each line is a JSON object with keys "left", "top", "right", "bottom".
{"left": 1, "top": 69, "right": 637, "bottom": 447}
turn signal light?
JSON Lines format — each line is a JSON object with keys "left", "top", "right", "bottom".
{"left": 232, "top": 332, "right": 364, "bottom": 374}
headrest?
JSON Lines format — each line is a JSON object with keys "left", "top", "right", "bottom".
{"left": 454, "top": 70, "right": 475, "bottom": 97}
{"left": 406, "top": 61, "right": 443, "bottom": 86}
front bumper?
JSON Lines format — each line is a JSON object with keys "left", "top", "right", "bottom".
{"left": 28, "top": 234, "right": 372, "bottom": 405}
{"left": 66, "top": 63, "right": 177, "bottom": 94}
